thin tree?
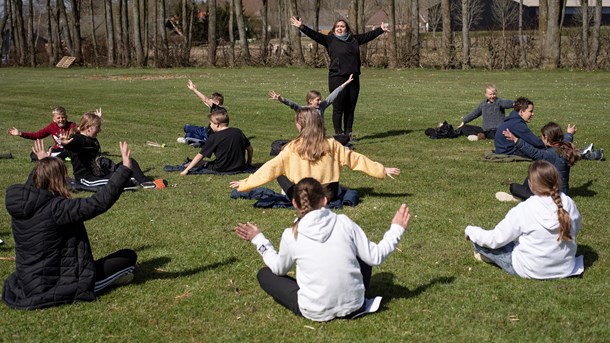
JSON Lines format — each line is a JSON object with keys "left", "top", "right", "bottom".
{"left": 119, "top": 0, "right": 130, "bottom": 66}
{"left": 235, "top": 0, "right": 251, "bottom": 64}
{"left": 27, "top": 0, "right": 34, "bottom": 66}
{"left": 44, "top": 0, "right": 56, "bottom": 65}
{"left": 411, "top": 0, "right": 420, "bottom": 67}
{"left": 441, "top": 0, "right": 455, "bottom": 68}
{"left": 88, "top": 0, "right": 98, "bottom": 65}
{"left": 387, "top": 0, "right": 398, "bottom": 68}
{"left": 288, "top": 0, "right": 302, "bottom": 65}
{"left": 539, "top": 0, "right": 547, "bottom": 58}
{"left": 492, "top": 0, "right": 519, "bottom": 69}
{"left": 142, "top": 0, "right": 148, "bottom": 63}
{"left": 57, "top": 0, "right": 73, "bottom": 54}
{"left": 229, "top": 0, "right": 235, "bottom": 66}
{"left": 588, "top": 0, "right": 601, "bottom": 68}
{"left": 68, "top": 0, "right": 83, "bottom": 64}
{"left": 518, "top": 0, "right": 525, "bottom": 67}
{"left": 104, "top": 0, "right": 115, "bottom": 65}
{"left": 12, "top": 0, "right": 26, "bottom": 64}
{"left": 312, "top": 0, "right": 320, "bottom": 62}
{"left": 455, "top": 0, "right": 484, "bottom": 69}
{"left": 580, "top": 0, "right": 588, "bottom": 67}
{"left": 260, "top": 0, "right": 268, "bottom": 64}
{"left": 348, "top": 0, "right": 357, "bottom": 32}
{"left": 133, "top": 0, "right": 144, "bottom": 66}
{"left": 207, "top": 0, "right": 217, "bottom": 65}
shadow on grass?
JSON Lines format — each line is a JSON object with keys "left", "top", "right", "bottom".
{"left": 352, "top": 187, "right": 412, "bottom": 198}
{"left": 357, "top": 130, "right": 413, "bottom": 141}
{"left": 132, "top": 256, "right": 238, "bottom": 284}
{"left": 369, "top": 272, "right": 455, "bottom": 311}
{"left": 577, "top": 244, "right": 598, "bottom": 269}
{"left": 570, "top": 180, "right": 597, "bottom": 198}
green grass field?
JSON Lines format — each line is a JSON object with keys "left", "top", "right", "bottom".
{"left": 0, "top": 67, "right": 608, "bottom": 342}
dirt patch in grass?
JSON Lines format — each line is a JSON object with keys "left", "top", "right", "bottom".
{"left": 87, "top": 74, "right": 189, "bottom": 81}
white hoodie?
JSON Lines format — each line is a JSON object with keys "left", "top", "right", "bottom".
{"left": 465, "top": 193, "right": 581, "bottom": 279}
{"left": 251, "top": 207, "right": 405, "bottom": 321}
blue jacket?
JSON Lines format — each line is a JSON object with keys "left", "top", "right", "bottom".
{"left": 515, "top": 133, "right": 574, "bottom": 194}
{"left": 494, "top": 111, "right": 545, "bottom": 155}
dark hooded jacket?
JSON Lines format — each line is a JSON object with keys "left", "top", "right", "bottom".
{"left": 2, "top": 165, "right": 131, "bottom": 310}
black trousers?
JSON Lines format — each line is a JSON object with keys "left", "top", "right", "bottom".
{"left": 256, "top": 258, "right": 372, "bottom": 318}
{"left": 94, "top": 249, "right": 137, "bottom": 293}
{"left": 329, "top": 75, "right": 360, "bottom": 134}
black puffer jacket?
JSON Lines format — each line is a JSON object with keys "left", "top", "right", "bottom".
{"left": 2, "top": 166, "right": 131, "bottom": 310}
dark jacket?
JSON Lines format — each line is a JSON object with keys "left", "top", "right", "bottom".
{"left": 494, "top": 110, "right": 545, "bottom": 155}
{"left": 299, "top": 25, "right": 384, "bottom": 77}
{"left": 515, "top": 133, "right": 574, "bottom": 194}
{"left": 2, "top": 166, "right": 131, "bottom": 310}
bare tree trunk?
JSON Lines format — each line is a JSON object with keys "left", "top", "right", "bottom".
{"left": 133, "top": 0, "right": 144, "bottom": 66}
{"left": 580, "top": 0, "right": 588, "bottom": 67}
{"left": 519, "top": 0, "right": 525, "bottom": 67}
{"left": 51, "top": 1, "right": 61, "bottom": 61}
{"left": 543, "top": 0, "right": 561, "bottom": 69}
{"left": 288, "top": 0, "right": 303, "bottom": 65}
{"left": 120, "top": 0, "right": 130, "bottom": 66}
{"left": 539, "top": 0, "right": 547, "bottom": 60}
{"left": 312, "top": 0, "right": 320, "bottom": 61}
{"left": 235, "top": 0, "right": 251, "bottom": 64}
{"left": 89, "top": 0, "right": 98, "bottom": 65}
{"left": 260, "top": 0, "right": 268, "bottom": 64}
{"left": 207, "top": 0, "right": 217, "bottom": 66}
{"left": 184, "top": 1, "right": 194, "bottom": 65}
{"left": 27, "top": 0, "right": 35, "bottom": 66}
{"left": 411, "top": 0, "right": 420, "bottom": 67}
{"left": 12, "top": 0, "right": 26, "bottom": 64}
{"left": 104, "top": 0, "right": 115, "bottom": 65}
{"left": 68, "top": 0, "right": 83, "bottom": 64}
{"left": 44, "top": 0, "right": 55, "bottom": 65}
{"left": 358, "top": 0, "right": 365, "bottom": 34}
{"left": 142, "top": 0, "right": 148, "bottom": 63}
{"left": 57, "top": 0, "right": 73, "bottom": 54}
{"left": 229, "top": 0, "right": 235, "bottom": 66}
{"left": 441, "top": 0, "right": 454, "bottom": 68}
{"left": 588, "top": 0, "right": 601, "bottom": 68}
{"left": 348, "top": 0, "right": 357, "bottom": 32}
{"left": 461, "top": 0, "right": 470, "bottom": 69}
{"left": 387, "top": 0, "right": 397, "bottom": 68}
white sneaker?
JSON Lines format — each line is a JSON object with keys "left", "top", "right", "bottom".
{"left": 495, "top": 191, "right": 519, "bottom": 202}
{"left": 474, "top": 252, "right": 493, "bottom": 263}
{"left": 467, "top": 135, "right": 479, "bottom": 141}
{"left": 581, "top": 143, "right": 594, "bottom": 155}
{"left": 177, "top": 137, "right": 186, "bottom": 144}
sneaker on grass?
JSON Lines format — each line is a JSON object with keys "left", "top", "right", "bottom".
{"left": 495, "top": 191, "right": 520, "bottom": 202}
{"left": 177, "top": 137, "right": 186, "bottom": 144}
{"left": 582, "top": 148, "right": 604, "bottom": 161}
{"left": 580, "top": 143, "right": 594, "bottom": 155}
{"left": 467, "top": 135, "right": 479, "bottom": 141}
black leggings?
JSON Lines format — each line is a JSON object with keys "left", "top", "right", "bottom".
{"left": 329, "top": 75, "right": 360, "bottom": 134}
{"left": 94, "top": 249, "right": 137, "bottom": 293}
{"left": 509, "top": 177, "right": 533, "bottom": 200}
{"left": 256, "top": 258, "right": 372, "bottom": 317}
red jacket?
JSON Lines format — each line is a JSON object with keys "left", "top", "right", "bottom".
{"left": 20, "top": 121, "right": 77, "bottom": 149}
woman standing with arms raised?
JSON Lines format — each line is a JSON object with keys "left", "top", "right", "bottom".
{"left": 290, "top": 16, "right": 389, "bottom": 140}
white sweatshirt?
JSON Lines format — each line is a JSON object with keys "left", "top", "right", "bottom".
{"left": 251, "top": 207, "right": 405, "bottom": 321}
{"left": 465, "top": 193, "right": 581, "bottom": 279}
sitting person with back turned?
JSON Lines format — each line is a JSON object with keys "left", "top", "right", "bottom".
{"left": 465, "top": 160, "right": 582, "bottom": 280}
{"left": 229, "top": 107, "right": 400, "bottom": 200}
{"left": 235, "top": 177, "right": 411, "bottom": 321}
{"left": 181, "top": 108, "right": 253, "bottom": 175}
{"left": 494, "top": 97, "right": 545, "bottom": 157}
{"left": 3, "top": 140, "right": 138, "bottom": 310}
{"left": 458, "top": 84, "right": 513, "bottom": 141}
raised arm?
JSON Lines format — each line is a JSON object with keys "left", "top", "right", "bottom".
{"left": 187, "top": 80, "right": 214, "bottom": 109}
{"left": 291, "top": 16, "right": 328, "bottom": 46}
{"left": 321, "top": 74, "right": 353, "bottom": 108}
{"left": 269, "top": 90, "right": 302, "bottom": 112}
{"left": 236, "top": 222, "right": 294, "bottom": 275}
{"left": 10, "top": 123, "right": 54, "bottom": 140}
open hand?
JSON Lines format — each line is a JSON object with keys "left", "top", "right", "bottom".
{"left": 187, "top": 80, "right": 197, "bottom": 91}
{"left": 119, "top": 141, "right": 132, "bottom": 170}
{"left": 381, "top": 22, "right": 390, "bottom": 32}
{"left": 290, "top": 16, "right": 302, "bottom": 28}
{"left": 391, "top": 204, "right": 410, "bottom": 229}
{"left": 235, "top": 222, "right": 261, "bottom": 241}
{"left": 268, "top": 90, "right": 281, "bottom": 101}
{"left": 7, "top": 127, "right": 20, "bottom": 136}
{"left": 566, "top": 124, "right": 577, "bottom": 135}
{"left": 32, "top": 139, "right": 51, "bottom": 160}
{"left": 385, "top": 167, "right": 400, "bottom": 179}
{"left": 59, "top": 131, "right": 73, "bottom": 145}
{"left": 229, "top": 180, "right": 242, "bottom": 189}
{"left": 94, "top": 108, "right": 103, "bottom": 117}
{"left": 502, "top": 129, "right": 518, "bottom": 143}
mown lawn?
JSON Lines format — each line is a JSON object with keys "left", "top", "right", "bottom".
{"left": 0, "top": 67, "right": 608, "bottom": 342}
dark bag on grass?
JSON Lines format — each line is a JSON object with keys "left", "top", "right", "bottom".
{"left": 425, "top": 121, "right": 461, "bottom": 139}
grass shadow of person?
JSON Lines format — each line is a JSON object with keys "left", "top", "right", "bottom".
{"left": 577, "top": 244, "right": 598, "bottom": 269}
{"left": 357, "top": 130, "right": 413, "bottom": 141}
{"left": 570, "top": 180, "right": 597, "bottom": 198}
{"left": 352, "top": 187, "right": 412, "bottom": 198}
{"left": 368, "top": 272, "right": 455, "bottom": 312}
{"left": 131, "top": 256, "right": 238, "bottom": 285}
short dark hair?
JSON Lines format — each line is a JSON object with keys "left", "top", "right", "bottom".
{"left": 514, "top": 97, "right": 533, "bottom": 112}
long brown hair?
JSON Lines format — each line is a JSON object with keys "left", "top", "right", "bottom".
{"left": 33, "top": 157, "right": 71, "bottom": 199}
{"left": 292, "top": 178, "right": 331, "bottom": 238}
{"left": 332, "top": 19, "right": 353, "bottom": 36}
{"left": 540, "top": 122, "right": 580, "bottom": 166}
{"left": 293, "top": 107, "right": 330, "bottom": 162}
{"left": 527, "top": 160, "right": 572, "bottom": 241}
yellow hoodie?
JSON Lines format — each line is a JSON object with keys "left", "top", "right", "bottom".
{"left": 237, "top": 138, "right": 385, "bottom": 192}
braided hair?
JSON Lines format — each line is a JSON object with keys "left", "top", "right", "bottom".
{"left": 540, "top": 122, "right": 580, "bottom": 166}
{"left": 291, "top": 178, "right": 331, "bottom": 238}
{"left": 527, "top": 160, "right": 572, "bottom": 241}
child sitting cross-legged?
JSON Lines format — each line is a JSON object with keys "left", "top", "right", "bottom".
{"left": 180, "top": 108, "right": 253, "bottom": 175}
